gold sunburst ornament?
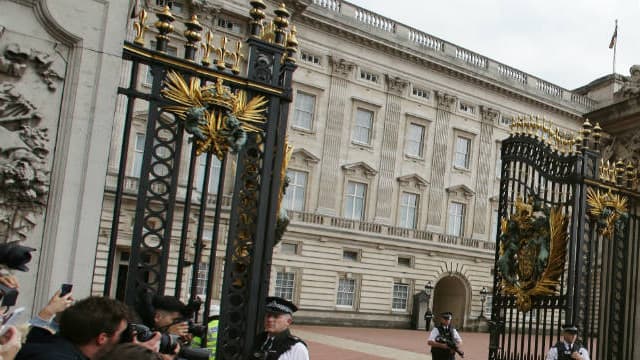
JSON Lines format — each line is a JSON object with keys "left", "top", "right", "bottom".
{"left": 161, "top": 70, "right": 268, "bottom": 158}
{"left": 497, "top": 196, "right": 568, "bottom": 312}
{"left": 586, "top": 188, "right": 628, "bottom": 238}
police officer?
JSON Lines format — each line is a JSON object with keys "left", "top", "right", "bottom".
{"left": 253, "top": 297, "right": 309, "bottom": 360}
{"left": 191, "top": 314, "right": 219, "bottom": 359}
{"left": 427, "top": 312, "right": 463, "bottom": 360}
{"left": 545, "top": 325, "right": 590, "bottom": 360}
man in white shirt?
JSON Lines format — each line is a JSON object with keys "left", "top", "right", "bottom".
{"left": 545, "top": 325, "right": 590, "bottom": 360}
{"left": 252, "top": 296, "right": 309, "bottom": 360}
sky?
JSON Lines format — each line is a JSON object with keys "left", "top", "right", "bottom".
{"left": 347, "top": 0, "right": 640, "bottom": 90}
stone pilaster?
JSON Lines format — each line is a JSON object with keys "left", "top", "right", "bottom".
{"left": 426, "top": 91, "right": 456, "bottom": 227}
{"left": 316, "top": 56, "right": 355, "bottom": 215}
{"left": 374, "top": 75, "right": 408, "bottom": 223}
{"left": 472, "top": 106, "right": 499, "bottom": 236}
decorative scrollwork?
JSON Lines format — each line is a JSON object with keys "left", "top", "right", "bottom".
{"left": 497, "top": 196, "right": 568, "bottom": 312}
{"left": 161, "top": 70, "right": 267, "bottom": 158}
{"left": 586, "top": 188, "right": 628, "bottom": 238}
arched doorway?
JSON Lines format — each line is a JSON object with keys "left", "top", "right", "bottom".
{"left": 433, "top": 276, "right": 467, "bottom": 329}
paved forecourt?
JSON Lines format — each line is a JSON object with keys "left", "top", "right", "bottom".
{"left": 293, "top": 325, "right": 490, "bottom": 360}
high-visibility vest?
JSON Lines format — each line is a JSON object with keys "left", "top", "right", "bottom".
{"left": 191, "top": 319, "right": 219, "bottom": 360}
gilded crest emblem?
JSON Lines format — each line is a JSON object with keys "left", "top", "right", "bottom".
{"left": 586, "top": 188, "right": 628, "bottom": 238}
{"left": 497, "top": 196, "right": 568, "bottom": 312}
{"left": 161, "top": 70, "right": 268, "bottom": 158}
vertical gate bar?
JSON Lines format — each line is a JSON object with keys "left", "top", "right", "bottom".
{"left": 257, "top": 92, "right": 294, "bottom": 335}
{"left": 105, "top": 60, "right": 140, "bottom": 295}
{"left": 157, "top": 114, "right": 185, "bottom": 296}
{"left": 588, "top": 221, "right": 598, "bottom": 358}
{"left": 124, "top": 63, "right": 164, "bottom": 305}
{"left": 631, "top": 207, "right": 637, "bottom": 359}
{"left": 630, "top": 208, "right": 639, "bottom": 358}
{"left": 201, "top": 154, "right": 228, "bottom": 347}
{"left": 189, "top": 151, "right": 214, "bottom": 302}
{"left": 175, "top": 144, "right": 198, "bottom": 298}
{"left": 247, "top": 94, "right": 285, "bottom": 355}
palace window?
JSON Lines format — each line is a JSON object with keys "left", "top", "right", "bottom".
{"left": 399, "top": 192, "right": 418, "bottom": 229}
{"left": 283, "top": 170, "right": 307, "bottom": 211}
{"left": 447, "top": 202, "right": 466, "bottom": 237}
{"left": 131, "top": 133, "right": 145, "bottom": 177}
{"left": 360, "top": 69, "right": 379, "bottom": 83}
{"left": 490, "top": 209, "right": 499, "bottom": 242}
{"left": 196, "top": 155, "right": 222, "bottom": 194}
{"left": 405, "top": 123, "right": 425, "bottom": 158}
{"left": 392, "top": 283, "right": 410, "bottom": 311}
{"left": 459, "top": 101, "right": 475, "bottom": 115}
{"left": 337, "top": 277, "right": 356, "bottom": 307}
{"left": 412, "top": 86, "right": 430, "bottom": 99}
{"left": 300, "top": 51, "right": 321, "bottom": 65}
{"left": 344, "top": 181, "right": 367, "bottom": 220}
{"left": 292, "top": 92, "right": 316, "bottom": 130}
{"left": 194, "top": 262, "right": 208, "bottom": 298}
{"left": 275, "top": 271, "right": 296, "bottom": 301}
{"left": 454, "top": 136, "right": 471, "bottom": 169}
{"left": 217, "top": 17, "right": 243, "bottom": 34}
{"left": 352, "top": 108, "right": 374, "bottom": 145}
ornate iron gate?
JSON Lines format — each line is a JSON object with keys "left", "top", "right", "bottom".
{"left": 101, "top": 2, "right": 297, "bottom": 359}
{"left": 490, "top": 118, "right": 640, "bottom": 360}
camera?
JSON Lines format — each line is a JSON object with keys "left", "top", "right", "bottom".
{"left": 121, "top": 323, "right": 180, "bottom": 354}
{"left": 186, "top": 319, "right": 207, "bottom": 338}
{"left": 0, "top": 242, "right": 35, "bottom": 272}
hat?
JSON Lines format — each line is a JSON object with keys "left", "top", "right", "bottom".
{"left": 562, "top": 324, "right": 578, "bottom": 334}
{"left": 265, "top": 296, "right": 298, "bottom": 315}
{"left": 440, "top": 312, "right": 453, "bottom": 320}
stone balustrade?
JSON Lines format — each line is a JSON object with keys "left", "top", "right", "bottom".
{"left": 354, "top": 7, "right": 396, "bottom": 33}
{"left": 498, "top": 64, "right": 528, "bottom": 85}
{"left": 104, "top": 173, "right": 494, "bottom": 251}
{"left": 455, "top": 47, "right": 488, "bottom": 69}
{"left": 307, "top": 0, "right": 597, "bottom": 112}
{"left": 287, "top": 210, "right": 496, "bottom": 251}
{"left": 409, "top": 29, "right": 444, "bottom": 52}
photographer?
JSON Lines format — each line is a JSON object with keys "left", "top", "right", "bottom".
{"left": 545, "top": 325, "right": 590, "bottom": 360}
{"left": 427, "top": 312, "right": 463, "bottom": 360}
{"left": 150, "top": 296, "right": 191, "bottom": 340}
{"left": 16, "top": 296, "right": 159, "bottom": 360}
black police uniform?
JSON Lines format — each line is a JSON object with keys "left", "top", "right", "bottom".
{"left": 252, "top": 297, "right": 308, "bottom": 360}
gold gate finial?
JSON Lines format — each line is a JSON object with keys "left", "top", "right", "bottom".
{"left": 133, "top": 9, "right": 149, "bottom": 46}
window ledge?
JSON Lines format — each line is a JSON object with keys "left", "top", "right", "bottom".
{"left": 350, "top": 141, "right": 374, "bottom": 151}
{"left": 452, "top": 165, "right": 471, "bottom": 173}
{"left": 291, "top": 126, "right": 316, "bottom": 135}
{"left": 404, "top": 154, "right": 425, "bottom": 162}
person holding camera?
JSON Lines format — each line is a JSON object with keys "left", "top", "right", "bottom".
{"left": 545, "top": 325, "right": 590, "bottom": 360}
{"left": 16, "top": 296, "right": 160, "bottom": 360}
{"left": 252, "top": 297, "right": 308, "bottom": 360}
{"left": 151, "top": 296, "right": 191, "bottom": 340}
{"left": 428, "top": 312, "right": 463, "bottom": 360}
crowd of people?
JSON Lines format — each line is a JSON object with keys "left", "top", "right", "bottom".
{"left": 0, "top": 269, "right": 309, "bottom": 360}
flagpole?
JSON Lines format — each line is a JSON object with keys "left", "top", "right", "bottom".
{"left": 613, "top": 19, "right": 618, "bottom": 74}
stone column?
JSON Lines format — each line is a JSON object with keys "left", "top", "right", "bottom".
{"left": 472, "top": 106, "right": 498, "bottom": 237}
{"left": 374, "top": 75, "right": 408, "bottom": 223}
{"left": 316, "top": 56, "right": 355, "bottom": 215}
{"left": 426, "top": 91, "right": 456, "bottom": 228}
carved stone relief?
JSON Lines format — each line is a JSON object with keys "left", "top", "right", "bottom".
{"left": 385, "top": 74, "right": 408, "bottom": 94}
{"left": 0, "top": 37, "right": 62, "bottom": 242}
{"left": 601, "top": 131, "right": 640, "bottom": 164}
{"left": 615, "top": 65, "right": 640, "bottom": 100}
{"left": 0, "top": 43, "right": 63, "bottom": 91}
{"left": 329, "top": 56, "right": 355, "bottom": 77}
{"left": 435, "top": 91, "right": 456, "bottom": 110}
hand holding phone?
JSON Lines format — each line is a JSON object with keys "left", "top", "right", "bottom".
{"left": 60, "top": 284, "right": 72, "bottom": 297}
